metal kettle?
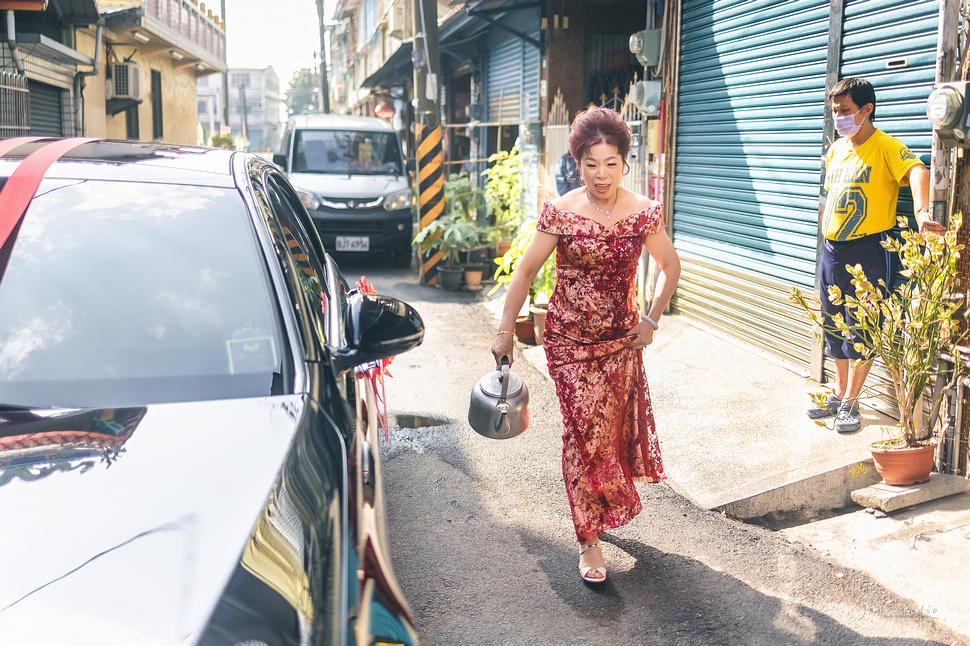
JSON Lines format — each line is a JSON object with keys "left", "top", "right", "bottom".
{"left": 468, "top": 357, "right": 530, "bottom": 439}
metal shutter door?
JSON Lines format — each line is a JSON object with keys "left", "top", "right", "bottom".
{"left": 836, "top": 0, "right": 939, "bottom": 410}
{"left": 486, "top": 28, "right": 540, "bottom": 123}
{"left": 487, "top": 36, "right": 522, "bottom": 123}
{"left": 523, "top": 28, "right": 540, "bottom": 122}
{"left": 28, "top": 81, "right": 63, "bottom": 137}
{"left": 840, "top": 0, "right": 939, "bottom": 216}
{"left": 673, "top": 0, "right": 830, "bottom": 371}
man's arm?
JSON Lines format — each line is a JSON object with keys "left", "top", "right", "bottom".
{"left": 907, "top": 164, "right": 946, "bottom": 234}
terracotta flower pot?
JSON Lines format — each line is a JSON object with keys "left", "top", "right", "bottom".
{"left": 530, "top": 305, "right": 547, "bottom": 346}
{"left": 514, "top": 315, "right": 536, "bottom": 345}
{"left": 869, "top": 440, "right": 937, "bottom": 486}
{"left": 464, "top": 269, "right": 483, "bottom": 288}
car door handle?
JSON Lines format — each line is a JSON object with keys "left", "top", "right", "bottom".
{"left": 361, "top": 440, "right": 375, "bottom": 505}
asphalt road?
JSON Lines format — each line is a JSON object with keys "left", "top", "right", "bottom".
{"left": 337, "top": 255, "right": 967, "bottom": 646}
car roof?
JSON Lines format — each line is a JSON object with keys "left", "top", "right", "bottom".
{"left": 284, "top": 113, "right": 395, "bottom": 133}
{"left": 0, "top": 139, "right": 241, "bottom": 186}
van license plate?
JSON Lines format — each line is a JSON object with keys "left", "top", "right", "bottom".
{"left": 336, "top": 236, "right": 369, "bottom": 251}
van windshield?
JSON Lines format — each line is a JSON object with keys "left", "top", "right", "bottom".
{"left": 292, "top": 129, "right": 403, "bottom": 175}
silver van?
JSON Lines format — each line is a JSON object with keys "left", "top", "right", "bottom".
{"left": 274, "top": 114, "right": 414, "bottom": 267}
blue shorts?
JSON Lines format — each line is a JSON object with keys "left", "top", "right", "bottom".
{"left": 819, "top": 232, "right": 893, "bottom": 361}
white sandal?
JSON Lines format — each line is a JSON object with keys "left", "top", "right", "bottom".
{"left": 579, "top": 542, "right": 607, "bottom": 584}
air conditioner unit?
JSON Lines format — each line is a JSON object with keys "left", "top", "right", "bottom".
{"left": 388, "top": 2, "right": 405, "bottom": 39}
{"left": 107, "top": 62, "right": 143, "bottom": 101}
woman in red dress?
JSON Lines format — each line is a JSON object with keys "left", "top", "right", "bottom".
{"left": 491, "top": 107, "right": 680, "bottom": 584}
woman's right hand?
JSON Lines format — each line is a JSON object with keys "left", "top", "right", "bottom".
{"left": 491, "top": 333, "right": 514, "bottom": 367}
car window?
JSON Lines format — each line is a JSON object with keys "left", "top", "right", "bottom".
{"left": 292, "top": 129, "right": 403, "bottom": 175}
{"left": 254, "top": 173, "right": 328, "bottom": 349}
{"left": 0, "top": 179, "right": 290, "bottom": 408}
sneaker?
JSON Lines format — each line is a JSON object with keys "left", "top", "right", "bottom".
{"left": 834, "top": 403, "right": 861, "bottom": 433}
{"left": 807, "top": 393, "right": 841, "bottom": 419}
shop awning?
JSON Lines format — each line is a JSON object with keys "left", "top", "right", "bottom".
{"left": 361, "top": 41, "right": 413, "bottom": 89}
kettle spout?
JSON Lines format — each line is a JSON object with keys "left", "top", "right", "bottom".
{"left": 494, "top": 407, "right": 510, "bottom": 434}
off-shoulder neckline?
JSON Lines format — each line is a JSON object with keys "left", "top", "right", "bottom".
{"left": 542, "top": 201, "right": 661, "bottom": 230}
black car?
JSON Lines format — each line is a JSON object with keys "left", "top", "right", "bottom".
{"left": 0, "top": 139, "right": 424, "bottom": 645}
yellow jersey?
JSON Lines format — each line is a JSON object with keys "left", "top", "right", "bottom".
{"left": 821, "top": 129, "right": 922, "bottom": 241}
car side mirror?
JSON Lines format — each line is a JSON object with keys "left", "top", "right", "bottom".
{"left": 406, "top": 157, "right": 416, "bottom": 173}
{"left": 331, "top": 292, "right": 424, "bottom": 372}
{"left": 272, "top": 154, "right": 288, "bottom": 169}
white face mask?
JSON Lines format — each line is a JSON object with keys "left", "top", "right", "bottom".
{"left": 835, "top": 107, "right": 866, "bottom": 137}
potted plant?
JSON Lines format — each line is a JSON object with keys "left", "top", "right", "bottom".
{"left": 444, "top": 173, "right": 490, "bottom": 267}
{"left": 482, "top": 143, "right": 525, "bottom": 257}
{"left": 528, "top": 243, "right": 557, "bottom": 344}
{"left": 790, "top": 213, "right": 967, "bottom": 484}
{"left": 413, "top": 213, "right": 485, "bottom": 291}
{"left": 490, "top": 226, "right": 557, "bottom": 344}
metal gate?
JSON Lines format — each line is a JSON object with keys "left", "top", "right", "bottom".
{"left": 672, "top": 0, "right": 939, "bottom": 373}
{"left": 0, "top": 72, "right": 29, "bottom": 137}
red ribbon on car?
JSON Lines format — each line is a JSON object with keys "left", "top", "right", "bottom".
{"left": 355, "top": 276, "right": 395, "bottom": 440}
{"left": 0, "top": 137, "right": 99, "bottom": 280}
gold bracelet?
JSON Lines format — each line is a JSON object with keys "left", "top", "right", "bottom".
{"left": 497, "top": 330, "right": 514, "bottom": 335}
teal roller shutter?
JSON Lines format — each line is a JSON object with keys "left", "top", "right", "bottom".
{"left": 672, "top": 0, "right": 938, "bottom": 372}
{"left": 673, "top": 0, "right": 830, "bottom": 370}
{"left": 840, "top": 0, "right": 939, "bottom": 218}
{"left": 834, "top": 0, "right": 939, "bottom": 410}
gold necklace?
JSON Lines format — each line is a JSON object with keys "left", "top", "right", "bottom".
{"left": 586, "top": 188, "right": 618, "bottom": 219}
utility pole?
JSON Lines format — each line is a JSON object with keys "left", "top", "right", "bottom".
{"left": 413, "top": 0, "right": 444, "bottom": 284}
{"left": 221, "top": 0, "right": 230, "bottom": 128}
{"left": 315, "top": 0, "right": 331, "bottom": 113}
{"left": 239, "top": 83, "right": 249, "bottom": 149}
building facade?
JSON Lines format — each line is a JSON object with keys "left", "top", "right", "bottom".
{"left": 227, "top": 66, "right": 282, "bottom": 151}
{"left": 196, "top": 70, "right": 223, "bottom": 143}
{"left": 0, "top": 0, "right": 226, "bottom": 144}
{"left": 0, "top": 0, "right": 101, "bottom": 137}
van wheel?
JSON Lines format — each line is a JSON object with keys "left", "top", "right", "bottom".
{"left": 393, "top": 249, "right": 412, "bottom": 268}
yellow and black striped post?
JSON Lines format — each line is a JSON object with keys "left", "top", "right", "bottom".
{"left": 417, "top": 115, "right": 445, "bottom": 285}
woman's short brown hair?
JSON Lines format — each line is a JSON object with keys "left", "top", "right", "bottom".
{"left": 568, "top": 106, "right": 632, "bottom": 164}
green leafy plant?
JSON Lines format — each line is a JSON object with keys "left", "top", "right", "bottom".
{"left": 488, "top": 226, "right": 556, "bottom": 302}
{"left": 482, "top": 144, "right": 524, "bottom": 240}
{"left": 444, "top": 172, "right": 484, "bottom": 222}
{"left": 210, "top": 133, "right": 234, "bottom": 149}
{"left": 412, "top": 213, "right": 485, "bottom": 269}
{"left": 790, "top": 213, "right": 967, "bottom": 448}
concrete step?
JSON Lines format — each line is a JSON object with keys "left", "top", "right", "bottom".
{"left": 851, "top": 473, "right": 970, "bottom": 513}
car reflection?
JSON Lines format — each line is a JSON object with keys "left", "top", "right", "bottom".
{"left": 0, "top": 407, "right": 147, "bottom": 488}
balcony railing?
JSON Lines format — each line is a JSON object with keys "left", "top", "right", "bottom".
{"left": 142, "top": 0, "right": 225, "bottom": 63}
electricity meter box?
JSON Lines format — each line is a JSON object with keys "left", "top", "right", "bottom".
{"left": 926, "top": 82, "right": 970, "bottom": 146}
{"left": 629, "top": 29, "right": 662, "bottom": 68}
{"left": 630, "top": 80, "right": 662, "bottom": 117}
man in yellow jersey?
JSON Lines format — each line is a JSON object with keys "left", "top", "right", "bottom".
{"left": 808, "top": 77, "right": 946, "bottom": 432}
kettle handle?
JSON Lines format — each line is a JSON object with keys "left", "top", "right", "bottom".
{"left": 494, "top": 357, "right": 512, "bottom": 435}
{"left": 499, "top": 356, "right": 510, "bottom": 403}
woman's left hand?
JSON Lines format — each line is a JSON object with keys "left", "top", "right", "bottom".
{"left": 624, "top": 319, "right": 656, "bottom": 349}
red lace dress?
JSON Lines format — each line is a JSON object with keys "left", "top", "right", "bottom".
{"left": 537, "top": 202, "right": 667, "bottom": 542}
